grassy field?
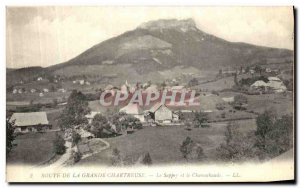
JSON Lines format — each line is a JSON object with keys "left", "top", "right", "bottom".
{"left": 78, "top": 120, "right": 256, "bottom": 166}
{"left": 193, "top": 76, "right": 235, "bottom": 92}
{"left": 7, "top": 131, "right": 60, "bottom": 165}
{"left": 246, "top": 92, "right": 293, "bottom": 116}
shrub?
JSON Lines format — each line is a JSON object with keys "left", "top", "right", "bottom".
{"left": 73, "top": 151, "right": 82, "bottom": 163}
{"left": 111, "top": 148, "right": 122, "bottom": 166}
{"left": 53, "top": 133, "right": 66, "bottom": 155}
{"left": 211, "top": 90, "right": 219, "bottom": 96}
{"left": 216, "top": 122, "right": 257, "bottom": 162}
{"left": 142, "top": 152, "right": 152, "bottom": 166}
{"left": 180, "top": 137, "right": 194, "bottom": 159}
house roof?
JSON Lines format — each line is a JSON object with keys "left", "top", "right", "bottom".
{"left": 268, "top": 77, "right": 281, "bottom": 81}
{"left": 149, "top": 103, "right": 166, "bottom": 113}
{"left": 251, "top": 80, "right": 268, "bottom": 87}
{"left": 10, "top": 112, "right": 49, "bottom": 127}
{"left": 120, "top": 103, "right": 143, "bottom": 115}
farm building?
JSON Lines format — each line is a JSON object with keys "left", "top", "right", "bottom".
{"left": 120, "top": 103, "right": 145, "bottom": 122}
{"left": 149, "top": 103, "right": 173, "bottom": 124}
{"left": 9, "top": 112, "right": 51, "bottom": 133}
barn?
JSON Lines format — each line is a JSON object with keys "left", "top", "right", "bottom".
{"left": 149, "top": 103, "right": 173, "bottom": 124}
{"left": 9, "top": 112, "right": 52, "bottom": 133}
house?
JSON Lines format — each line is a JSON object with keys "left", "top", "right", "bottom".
{"left": 43, "top": 88, "right": 49, "bottom": 93}
{"left": 85, "top": 81, "right": 91, "bottom": 85}
{"left": 251, "top": 77, "right": 287, "bottom": 93}
{"left": 37, "top": 77, "right": 43, "bottom": 81}
{"left": 267, "top": 77, "right": 287, "bottom": 93}
{"left": 120, "top": 103, "right": 145, "bottom": 122}
{"left": 39, "top": 93, "right": 44, "bottom": 97}
{"left": 85, "top": 111, "right": 101, "bottom": 124}
{"left": 9, "top": 112, "right": 51, "bottom": 133}
{"left": 149, "top": 103, "right": 173, "bottom": 124}
{"left": 222, "top": 97, "right": 234, "bottom": 103}
{"left": 30, "top": 89, "right": 36, "bottom": 93}
{"left": 12, "top": 89, "right": 18, "bottom": 94}
{"left": 79, "top": 80, "right": 85, "bottom": 85}
{"left": 249, "top": 69, "right": 255, "bottom": 74}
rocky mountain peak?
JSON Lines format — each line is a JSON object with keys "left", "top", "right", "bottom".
{"left": 138, "top": 18, "right": 197, "bottom": 32}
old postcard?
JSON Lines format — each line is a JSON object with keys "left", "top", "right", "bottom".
{"left": 6, "top": 6, "right": 294, "bottom": 182}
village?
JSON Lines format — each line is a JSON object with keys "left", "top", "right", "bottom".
{"left": 6, "top": 62, "right": 294, "bottom": 167}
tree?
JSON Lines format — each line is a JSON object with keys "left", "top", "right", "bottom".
{"left": 6, "top": 119, "right": 15, "bottom": 155}
{"left": 232, "top": 94, "right": 248, "bottom": 110}
{"left": 180, "top": 137, "right": 205, "bottom": 161}
{"left": 255, "top": 111, "right": 293, "bottom": 159}
{"left": 72, "top": 131, "right": 81, "bottom": 146}
{"left": 188, "top": 78, "right": 199, "bottom": 87}
{"left": 53, "top": 133, "right": 66, "bottom": 155}
{"left": 234, "top": 73, "right": 238, "bottom": 86}
{"left": 177, "top": 111, "right": 184, "bottom": 121}
{"left": 192, "top": 112, "right": 208, "bottom": 128}
{"left": 216, "top": 122, "right": 257, "bottom": 162}
{"left": 110, "top": 112, "right": 127, "bottom": 133}
{"left": 58, "top": 90, "right": 90, "bottom": 130}
{"left": 254, "top": 65, "right": 263, "bottom": 75}
{"left": 142, "top": 152, "right": 152, "bottom": 165}
{"left": 111, "top": 148, "right": 122, "bottom": 166}
{"left": 90, "top": 114, "right": 110, "bottom": 137}
{"left": 52, "top": 99, "right": 58, "bottom": 107}
{"left": 180, "top": 136, "right": 194, "bottom": 159}
{"left": 72, "top": 151, "right": 82, "bottom": 163}
{"left": 121, "top": 115, "right": 143, "bottom": 130}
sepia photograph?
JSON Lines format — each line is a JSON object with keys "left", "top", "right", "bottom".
{"left": 5, "top": 6, "right": 295, "bottom": 183}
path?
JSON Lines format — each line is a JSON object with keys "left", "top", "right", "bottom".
{"left": 46, "top": 141, "right": 72, "bottom": 169}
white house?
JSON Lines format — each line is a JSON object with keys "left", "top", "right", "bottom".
{"left": 37, "top": 77, "right": 43, "bottom": 81}
{"left": 251, "top": 77, "right": 287, "bottom": 93}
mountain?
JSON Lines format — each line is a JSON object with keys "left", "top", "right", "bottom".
{"left": 9, "top": 18, "right": 293, "bottom": 85}
{"left": 54, "top": 19, "right": 292, "bottom": 70}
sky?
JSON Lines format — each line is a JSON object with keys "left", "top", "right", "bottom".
{"left": 6, "top": 6, "right": 294, "bottom": 68}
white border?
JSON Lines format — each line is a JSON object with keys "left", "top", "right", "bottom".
{"left": 1, "top": 1, "right": 298, "bottom": 187}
